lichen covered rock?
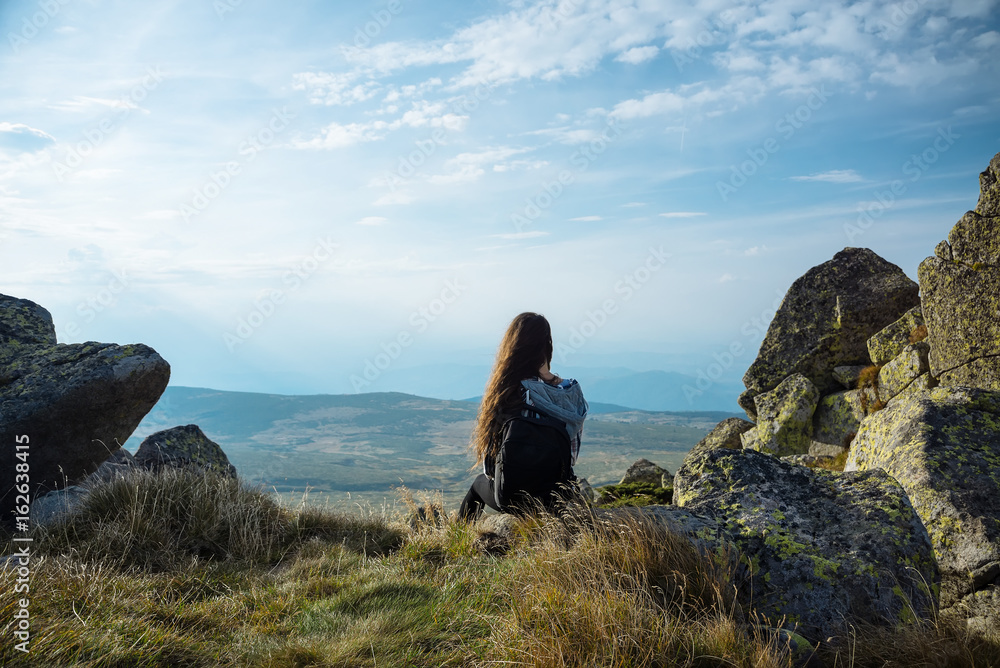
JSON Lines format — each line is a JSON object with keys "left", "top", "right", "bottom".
{"left": 974, "top": 151, "right": 1000, "bottom": 218}
{"left": 0, "top": 294, "right": 56, "bottom": 361}
{"left": 742, "top": 248, "right": 919, "bottom": 402}
{"left": 867, "top": 306, "right": 924, "bottom": 366}
{"left": 845, "top": 386, "right": 1000, "bottom": 604}
{"left": 919, "top": 257, "right": 1000, "bottom": 390}
{"left": 878, "top": 342, "right": 930, "bottom": 400}
{"left": 741, "top": 374, "right": 819, "bottom": 456}
{"left": 1, "top": 341, "right": 170, "bottom": 524}
{"left": 812, "top": 390, "right": 865, "bottom": 447}
{"left": 674, "top": 447, "right": 938, "bottom": 639}
{"left": 833, "top": 365, "right": 867, "bottom": 389}
{"left": 134, "top": 424, "right": 238, "bottom": 479}
{"left": 919, "top": 153, "right": 1000, "bottom": 391}
{"left": 684, "top": 416, "right": 755, "bottom": 463}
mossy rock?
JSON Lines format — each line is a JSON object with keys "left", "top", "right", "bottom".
{"left": 741, "top": 374, "right": 819, "bottom": 456}
{"left": 595, "top": 481, "right": 673, "bottom": 508}
{"left": 812, "top": 390, "right": 865, "bottom": 447}
{"left": 918, "top": 256, "right": 1000, "bottom": 390}
{"left": 974, "top": 151, "right": 1000, "bottom": 219}
{"left": 675, "top": 447, "right": 939, "bottom": 640}
{"left": 0, "top": 294, "right": 56, "bottom": 364}
{"left": 135, "top": 424, "right": 238, "bottom": 479}
{"left": 878, "top": 342, "right": 930, "bottom": 400}
{"left": 1, "top": 340, "right": 171, "bottom": 527}
{"left": 845, "top": 386, "right": 1000, "bottom": 605}
{"left": 742, "top": 247, "right": 919, "bottom": 402}
{"left": 867, "top": 306, "right": 924, "bottom": 366}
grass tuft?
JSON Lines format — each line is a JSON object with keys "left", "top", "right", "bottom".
{"left": 1, "top": 470, "right": 998, "bottom": 666}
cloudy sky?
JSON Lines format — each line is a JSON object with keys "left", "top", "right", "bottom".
{"left": 0, "top": 0, "right": 998, "bottom": 399}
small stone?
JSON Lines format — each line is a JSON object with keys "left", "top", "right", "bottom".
{"left": 619, "top": 458, "right": 668, "bottom": 486}
{"left": 134, "top": 425, "right": 237, "bottom": 479}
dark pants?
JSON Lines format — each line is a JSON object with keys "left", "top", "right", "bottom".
{"left": 459, "top": 474, "right": 500, "bottom": 521}
{"left": 459, "top": 473, "right": 578, "bottom": 521}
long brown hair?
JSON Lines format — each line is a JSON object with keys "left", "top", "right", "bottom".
{"left": 470, "top": 312, "right": 553, "bottom": 465}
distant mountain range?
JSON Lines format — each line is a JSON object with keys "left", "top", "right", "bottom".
{"left": 354, "top": 364, "right": 743, "bottom": 412}
{"left": 126, "top": 386, "right": 740, "bottom": 510}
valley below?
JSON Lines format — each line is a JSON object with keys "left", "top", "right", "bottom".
{"left": 127, "top": 386, "right": 737, "bottom": 511}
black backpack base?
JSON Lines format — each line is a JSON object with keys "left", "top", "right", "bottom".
{"left": 493, "top": 404, "right": 573, "bottom": 514}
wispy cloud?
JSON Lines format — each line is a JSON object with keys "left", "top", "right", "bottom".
{"left": 659, "top": 211, "right": 706, "bottom": 218}
{"left": 570, "top": 215, "right": 602, "bottom": 221}
{"left": 790, "top": 169, "right": 863, "bottom": 183}
{"left": 357, "top": 216, "right": 388, "bottom": 226}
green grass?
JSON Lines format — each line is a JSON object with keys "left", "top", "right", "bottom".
{"left": 2, "top": 467, "right": 998, "bottom": 667}
{"left": 595, "top": 481, "right": 675, "bottom": 507}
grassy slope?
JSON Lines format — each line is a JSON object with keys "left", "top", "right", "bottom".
{"left": 2, "top": 468, "right": 998, "bottom": 668}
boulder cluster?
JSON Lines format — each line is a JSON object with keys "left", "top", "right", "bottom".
{"left": 0, "top": 296, "right": 234, "bottom": 528}
{"left": 605, "top": 152, "right": 1000, "bottom": 641}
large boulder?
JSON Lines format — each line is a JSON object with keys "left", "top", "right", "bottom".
{"left": 918, "top": 153, "right": 1000, "bottom": 391}
{"left": 674, "top": 447, "right": 939, "bottom": 639}
{"left": 740, "top": 248, "right": 919, "bottom": 415}
{"left": 1, "top": 337, "right": 170, "bottom": 526}
{"left": 134, "top": 424, "right": 237, "bottom": 479}
{"left": 740, "top": 374, "right": 819, "bottom": 456}
{"left": 0, "top": 293, "right": 170, "bottom": 527}
{"left": 845, "top": 386, "right": 1000, "bottom": 604}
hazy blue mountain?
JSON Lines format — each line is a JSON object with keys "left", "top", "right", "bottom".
{"left": 371, "top": 364, "right": 742, "bottom": 411}
{"left": 126, "top": 386, "right": 739, "bottom": 509}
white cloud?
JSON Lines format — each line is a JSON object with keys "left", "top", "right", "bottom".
{"left": 493, "top": 230, "right": 550, "bottom": 240}
{"left": 294, "top": 121, "right": 388, "bottom": 149}
{"left": 743, "top": 245, "right": 768, "bottom": 256}
{"left": 292, "top": 71, "right": 380, "bottom": 106}
{"left": 428, "top": 146, "right": 537, "bottom": 185}
{"left": 615, "top": 45, "right": 659, "bottom": 64}
{"left": 972, "top": 30, "right": 1000, "bottom": 49}
{"left": 0, "top": 122, "right": 55, "bottom": 153}
{"left": 48, "top": 96, "right": 141, "bottom": 113}
{"left": 717, "top": 273, "right": 736, "bottom": 283}
{"left": 659, "top": 211, "right": 706, "bottom": 218}
{"left": 621, "top": 202, "right": 645, "bottom": 207}
{"left": 372, "top": 191, "right": 414, "bottom": 206}
{"left": 570, "top": 215, "right": 602, "bottom": 221}
{"left": 135, "top": 210, "right": 180, "bottom": 221}
{"left": 790, "top": 169, "right": 863, "bottom": 183}
{"left": 357, "top": 216, "right": 388, "bottom": 226}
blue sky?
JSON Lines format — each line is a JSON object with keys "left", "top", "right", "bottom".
{"left": 0, "top": 0, "right": 998, "bottom": 402}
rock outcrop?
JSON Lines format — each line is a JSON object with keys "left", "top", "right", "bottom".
{"left": 673, "top": 447, "right": 938, "bottom": 639}
{"left": 739, "top": 247, "right": 919, "bottom": 417}
{"left": 134, "top": 425, "right": 238, "bottom": 479}
{"left": 0, "top": 294, "right": 170, "bottom": 526}
{"left": 918, "top": 156, "right": 1000, "bottom": 390}
{"left": 740, "top": 374, "right": 819, "bottom": 456}
{"left": 681, "top": 417, "right": 754, "bottom": 468}
{"left": 845, "top": 386, "right": 1000, "bottom": 605}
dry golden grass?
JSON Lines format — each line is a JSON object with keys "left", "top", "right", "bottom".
{"left": 1, "top": 468, "right": 998, "bottom": 667}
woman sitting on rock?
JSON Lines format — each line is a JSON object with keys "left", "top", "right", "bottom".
{"left": 458, "top": 312, "right": 588, "bottom": 521}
